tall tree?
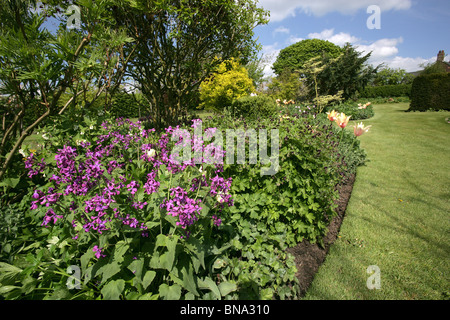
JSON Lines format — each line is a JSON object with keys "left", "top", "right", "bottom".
{"left": 113, "top": 0, "right": 269, "bottom": 129}
{"left": 0, "top": 0, "right": 134, "bottom": 181}
{"left": 316, "top": 43, "right": 379, "bottom": 100}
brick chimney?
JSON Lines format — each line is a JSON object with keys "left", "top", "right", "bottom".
{"left": 437, "top": 50, "right": 445, "bottom": 62}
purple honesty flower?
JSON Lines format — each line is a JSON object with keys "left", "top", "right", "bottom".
{"left": 144, "top": 171, "right": 160, "bottom": 194}
{"left": 41, "top": 208, "right": 63, "bottom": 226}
{"left": 161, "top": 187, "right": 202, "bottom": 230}
{"left": 127, "top": 180, "right": 139, "bottom": 195}
{"left": 93, "top": 245, "right": 106, "bottom": 259}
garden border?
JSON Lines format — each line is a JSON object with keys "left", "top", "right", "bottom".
{"left": 288, "top": 173, "right": 355, "bottom": 297}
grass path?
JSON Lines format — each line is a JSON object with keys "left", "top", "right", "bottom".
{"left": 303, "top": 103, "right": 450, "bottom": 300}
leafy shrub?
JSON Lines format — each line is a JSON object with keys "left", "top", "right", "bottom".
{"left": 409, "top": 73, "right": 450, "bottom": 111}
{"left": 230, "top": 95, "right": 279, "bottom": 120}
{"left": 0, "top": 113, "right": 300, "bottom": 300}
{"left": 109, "top": 92, "right": 142, "bottom": 119}
{"left": 326, "top": 101, "right": 374, "bottom": 120}
{"left": 199, "top": 58, "right": 255, "bottom": 111}
{"left": 359, "top": 84, "right": 411, "bottom": 98}
{"left": 203, "top": 109, "right": 366, "bottom": 246}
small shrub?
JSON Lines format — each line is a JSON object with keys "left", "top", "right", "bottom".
{"left": 230, "top": 95, "right": 279, "bottom": 120}
{"left": 326, "top": 101, "right": 374, "bottom": 120}
{"left": 109, "top": 92, "right": 142, "bottom": 118}
{"left": 199, "top": 58, "right": 255, "bottom": 111}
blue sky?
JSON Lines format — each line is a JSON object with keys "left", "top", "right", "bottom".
{"left": 253, "top": 0, "right": 450, "bottom": 77}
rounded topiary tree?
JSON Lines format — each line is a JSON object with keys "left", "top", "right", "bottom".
{"left": 272, "top": 39, "right": 343, "bottom": 76}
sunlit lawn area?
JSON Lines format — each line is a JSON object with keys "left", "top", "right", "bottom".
{"left": 303, "top": 103, "right": 450, "bottom": 300}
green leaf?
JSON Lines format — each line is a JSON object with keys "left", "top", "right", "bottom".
{"left": 218, "top": 282, "right": 237, "bottom": 297}
{"left": 156, "top": 234, "right": 178, "bottom": 271}
{"left": 198, "top": 277, "right": 221, "bottom": 300}
{"left": 142, "top": 271, "right": 156, "bottom": 290}
{"left": 0, "top": 177, "right": 20, "bottom": 188}
{"left": 181, "top": 263, "right": 198, "bottom": 296}
{"left": 138, "top": 292, "right": 159, "bottom": 300}
{"left": 80, "top": 249, "right": 94, "bottom": 272}
{"left": 114, "top": 241, "right": 130, "bottom": 263}
{"left": 158, "top": 283, "right": 182, "bottom": 300}
{"left": 98, "top": 261, "right": 121, "bottom": 284}
{"left": 0, "top": 262, "right": 22, "bottom": 282}
{"left": 0, "top": 285, "right": 21, "bottom": 294}
{"left": 101, "top": 279, "right": 125, "bottom": 300}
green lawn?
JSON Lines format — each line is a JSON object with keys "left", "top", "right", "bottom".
{"left": 303, "top": 103, "right": 450, "bottom": 300}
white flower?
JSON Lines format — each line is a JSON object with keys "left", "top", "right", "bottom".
{"left": 42, "top": 133, "right": 49, "bottom": 140}
{"left": 19, "top": 149, "right": 26, "bottom": 157}
{"left": 89, "top": 125, "right": 94, "bottom": 130}
{"left": 75, "top": 139, "right": 87, "bottom": 146}
{"left": 146, "top": 149, "right": 156, "bottom": 158}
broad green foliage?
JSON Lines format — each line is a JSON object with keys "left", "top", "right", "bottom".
{"left": 371, "top": 67, "right": 414, "bottom": 86}
{"left": 203, "top": 108, "right": 366, "bottom": 246}
{"left": 199, "top": 58, "right": 255, "bottom": 111}
{"left": 118, "top": 0, "right": 269, "bottom": 129}
{"left": 266, "top": 70, "right": 308, "bottom": 102}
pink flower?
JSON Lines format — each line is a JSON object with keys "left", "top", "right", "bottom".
{"left": 353, "top": 122, "right": 372, "bottom": 137}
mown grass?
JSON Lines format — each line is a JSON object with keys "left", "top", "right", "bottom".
{"left": 303, "top": 103, "right": 450, "bottom": 300}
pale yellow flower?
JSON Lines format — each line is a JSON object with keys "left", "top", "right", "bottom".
{"left": 335, "top": 113, "right": 351, "bottom": 128}
{"left": 326, "top": 110, "right": 338, "bottom": 122}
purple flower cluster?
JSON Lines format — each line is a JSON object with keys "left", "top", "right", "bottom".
{"left": 27, "top": 117, "right": 234, "bottom": 255}
{"left": 25, "top": 153, "right": 46, "bottom": 178}
{"left": 161, "top": 187, "right": 202, "bottom": 229}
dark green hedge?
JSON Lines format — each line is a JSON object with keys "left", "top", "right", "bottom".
{"left": 409, "top": 73, "right": 450, "bottom": 111}
{"left": 359, "top": 84, "right": 411, "bottom": 98}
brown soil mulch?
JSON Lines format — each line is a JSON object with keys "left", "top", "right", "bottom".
{"left": 287, "top": 173, "right": 356, "bottom": 297}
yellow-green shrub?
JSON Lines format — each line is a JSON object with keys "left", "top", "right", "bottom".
{"left": 199, "top": 58, "right": 254, "bottom": 111}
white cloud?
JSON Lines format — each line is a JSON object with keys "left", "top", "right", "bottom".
{"left": 308, "top": 29, "right": 360, "bottom": 47}
{"left": 375, "top": 56, "right": 435, "bottom": 72}
{"left": 287, "top": 35, "right": 305, "bottom": 44}
{"left": 262, "top": 27, "right": 431, "bottom": 77}
{"left": 261, "top": 43, "right": 281, "bottom": 78}
{"left": 258, "top": 0, "right": 412, "bottom": 21}
{"left": 354, "top": 37, "right": 403, "bottom": 60}
{"left": 273, "top": 26, "right": 290, "bottom": 35}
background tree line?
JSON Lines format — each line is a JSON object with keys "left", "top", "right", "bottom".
{"left": 0, "top": 0, "right": 269, "bottom": 181}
